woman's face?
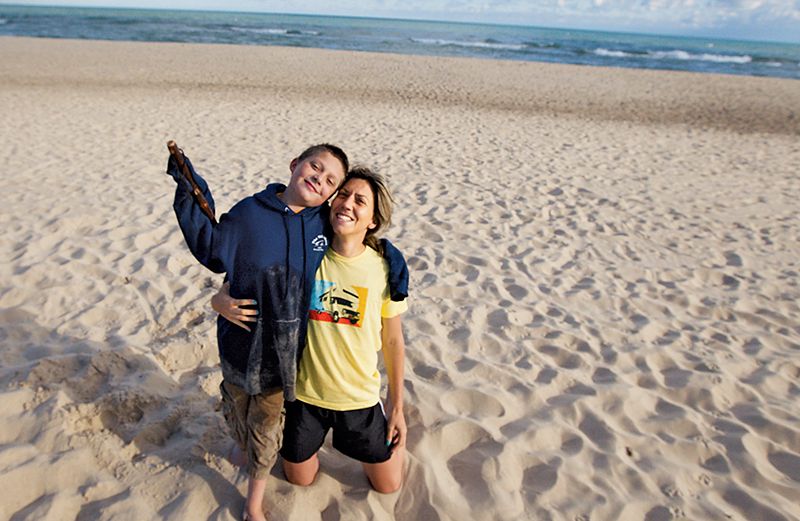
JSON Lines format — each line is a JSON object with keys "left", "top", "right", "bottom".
{"left": 330, "top": 178, "right": 376, "bottom": 240}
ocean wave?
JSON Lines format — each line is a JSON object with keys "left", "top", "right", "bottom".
{"left": 411, "top": 37, "right": 525, "bottom": 51}
{"left": 229, "top": 26, "right": 319, "bottom": 37}
{"left": 593, "top": 48, "right": 629, "bottom": 58}
{"left": 523, "top": 41, "right": 561, "bottom": 49}
{"left": 595, "top": 47, "right": 752, "bottom": 64}
{"left": 751, "top": 55, "right": 796, "bottom": 68}
{"left": 655, "top": 50, "right": 751, "bottom": 63}
{"left": 2, "top": 5, "right": 797, "bottom": 80}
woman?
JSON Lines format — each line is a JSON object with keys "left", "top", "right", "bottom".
{"left": 213, "top": 166, "right": 407, "bottom": 495}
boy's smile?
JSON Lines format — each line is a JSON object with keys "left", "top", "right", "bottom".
{"left": 304, "top": 179, "right": 321, "bottom": 195}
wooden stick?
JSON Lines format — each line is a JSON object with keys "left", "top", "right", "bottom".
{"left": 167, "top": 140, "right": 217, "bottom": 224}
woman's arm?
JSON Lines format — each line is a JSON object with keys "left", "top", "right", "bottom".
{"left": 211, "top": 282, "right": 258, "bottom": 332}
{"left": 381, "top": 314, "right": 406, "bottom": 451}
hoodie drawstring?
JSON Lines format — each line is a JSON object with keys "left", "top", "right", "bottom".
{"left": 282, "top": 212, "right": 291, "bottom": 300}
{"left": 281, "top": 210, "right": 309, "bottom": 302}
{"left": 300, "top": 217, "right": 307, "bottom": 303}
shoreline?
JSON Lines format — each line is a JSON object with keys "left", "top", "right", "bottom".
{"left": 2, "top": 36, "right": 799, "bottom": 136}
{"left": 1, "top": 34, "right": 798, "bottom": 521}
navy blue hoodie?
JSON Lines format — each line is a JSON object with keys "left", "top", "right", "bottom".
{"left": 167, "top": 153, "right": 409, "bottom": 400}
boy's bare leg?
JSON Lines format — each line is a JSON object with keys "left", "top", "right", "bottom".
{"left": 362, "top": 447, "right": 404, "bottom": 494}
{"left": 220, "top": 383, "right": 283, "bottom": 520}
{"left": 229, "top": 444, "right": 248, "bottom": 468}
{"left": 283, "top": 454, "right": 320, "bottom": 486}
{"left": 245, "top": 477, "right": 268, "bottom": 521}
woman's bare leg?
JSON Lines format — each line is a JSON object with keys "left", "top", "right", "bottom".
{"left": 283, "top": 454, "right": 320, "bottom": 486}
{"left": 362, "top": 447, "right": 404, "bottom": 493}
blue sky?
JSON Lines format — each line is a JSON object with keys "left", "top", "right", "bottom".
{"left": 5, "top": 0, "right": 800, "bottom": 43}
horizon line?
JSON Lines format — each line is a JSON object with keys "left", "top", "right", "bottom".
{"left": 1, "top": 2, "right": 799, "bottom": 46}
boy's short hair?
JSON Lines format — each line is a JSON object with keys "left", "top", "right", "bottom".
{"left": 297, "top": 144, "right": 349, "bottom": 177}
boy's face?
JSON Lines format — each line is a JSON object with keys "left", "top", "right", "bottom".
{"left": 285, "top": 151, "right": 346, "bottom": 208}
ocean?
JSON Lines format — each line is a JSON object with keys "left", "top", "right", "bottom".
{"left": 1, "top": 5, "right": 798, "bottom": 80}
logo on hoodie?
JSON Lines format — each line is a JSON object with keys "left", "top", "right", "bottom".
{"left": 311, "top": 234, "right": 328, "bottom": 252}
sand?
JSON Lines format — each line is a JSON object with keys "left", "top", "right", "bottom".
{"left": 1, "top": 36, "right": 799, "bottom": 521}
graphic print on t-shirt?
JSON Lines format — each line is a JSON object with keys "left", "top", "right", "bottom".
{"left": 308, "top": 280, "right": 368, "bottom": 327}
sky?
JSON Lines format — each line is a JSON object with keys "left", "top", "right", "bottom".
{"left": 4, "top": 0, "right": 800, "bottom": 43}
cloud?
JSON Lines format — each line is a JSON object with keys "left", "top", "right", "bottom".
{"left": 11, "top": 0, "right": 800, "bottom": 40}
{"left": 359, "top": 0, "right": 800, "bottom": 24}
{"left": 314, "top": 0, "right": 800, "bottom": 40}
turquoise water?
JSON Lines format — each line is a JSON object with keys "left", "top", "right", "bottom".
{"left": 1, "top": 5, "right": 799, "bottom": 79}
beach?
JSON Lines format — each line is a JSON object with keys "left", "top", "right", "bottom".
{"left": 0, "top": 35, "right": 799, "bottom": 520}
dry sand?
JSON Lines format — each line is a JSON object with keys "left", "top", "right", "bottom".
{"left": 1, "top": 36, "right": 799, "bottom": 521}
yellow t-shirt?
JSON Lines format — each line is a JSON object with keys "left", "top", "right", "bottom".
{"left": 295, "top": 246, "right": 407, "bottom": 411}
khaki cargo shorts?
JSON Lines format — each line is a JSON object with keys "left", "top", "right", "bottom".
{"left": 220, "top": 380, "right": 285, "bottom": 479}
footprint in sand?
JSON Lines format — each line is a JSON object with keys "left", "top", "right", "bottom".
{"left": 538, "top": 344, "right": 583, "bottom": 370}
{"left": 724, "top": 250, "right": 743, "bottom": 267}
{"left": 591, "top": 367, "right": 617, "bottom": 384}
{"left": 536, "top": 367, "right": 558, "bottom": 384}
{"left": 487, "top": 308, "right": 509, "bottom": 329}
{"left": 660, "top": 367, "right": 692, "bottom": 388}
{"left": 455, "top": 357, "right": 478, "bottom": 372}
{"left": 654, "top": 398, "right": 685, "bottom": 420}
{"left": 643, "top": 506, "right": 673, "bottom": 521}
{"left": 407, "top": 255, "right": 429, "bottom": 271}
{"left": 412, "top": 363, "right": 452, "bottom": 386}
{"left": 560, "top": 432, "right": 584, "bottom": 455}
{"left": 505, "top": 283, "right": 528, "bottom": 300}
{"left": 446, "top": 433, "right": 503, "bottom": 508}
{"left": 767, "top": 451, "right": 800, "bottom": 483}
{"left": 701, "top": 454, "right": 730, "bottom": 474}
{"left": 522, "top": 457, "right": 561, "bottom": 501}
{"left": 440, "top": 388, "right": 506, "bottom": 419}
{"left": 743, "top": 337, "right": 762, "bottom": 355}
{"left": 630, "top": 313, "right": 649, "bottom": 330}
{"left": 578, "top": 411, "right": 616, "bottom": 452}
{"left": 723, "top": 486, "right": 790, "bottom": 521}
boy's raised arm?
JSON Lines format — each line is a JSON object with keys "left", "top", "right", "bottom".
{"left": 166, "top": 149, "right": 226, "bottom": 273}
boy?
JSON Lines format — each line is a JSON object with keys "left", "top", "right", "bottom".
{"left": 165, "top": 145, "right": 407, "bottom": 521}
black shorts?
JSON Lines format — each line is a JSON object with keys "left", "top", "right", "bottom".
{"left": 280, "top": 400, "right": 392, "bottom": 464}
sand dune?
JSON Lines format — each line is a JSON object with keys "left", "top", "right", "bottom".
{"left": 1, "top": 37, "right": 799, "bottom": 520}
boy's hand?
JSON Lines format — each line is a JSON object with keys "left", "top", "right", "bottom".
{"left": 211, "top": 282, "right": 258, "bottom": 332}
{"left": 385, "top": 406, "right": 406, "bottom": 453}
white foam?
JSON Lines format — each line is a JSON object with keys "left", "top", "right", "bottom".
{"left": 412, "top": 38, "right": 525, "bottom": 51}
{"left": 594, "top": 47, "right": 752, "bottom": 64}
{"left": 594, "top": 48, "right": 631, "bottom": 58}
{"left": 229, "top": 26, "right": 318, "bottom": 36}
{"left": 652, "top": 50, "right": 751, "bottom": 63}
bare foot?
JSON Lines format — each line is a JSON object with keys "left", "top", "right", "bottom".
{"left": 228, "top": 445, "right": 248, "bottom": 468}
{"left": 243, "top": 506, "right": 268, "bottom": 521}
